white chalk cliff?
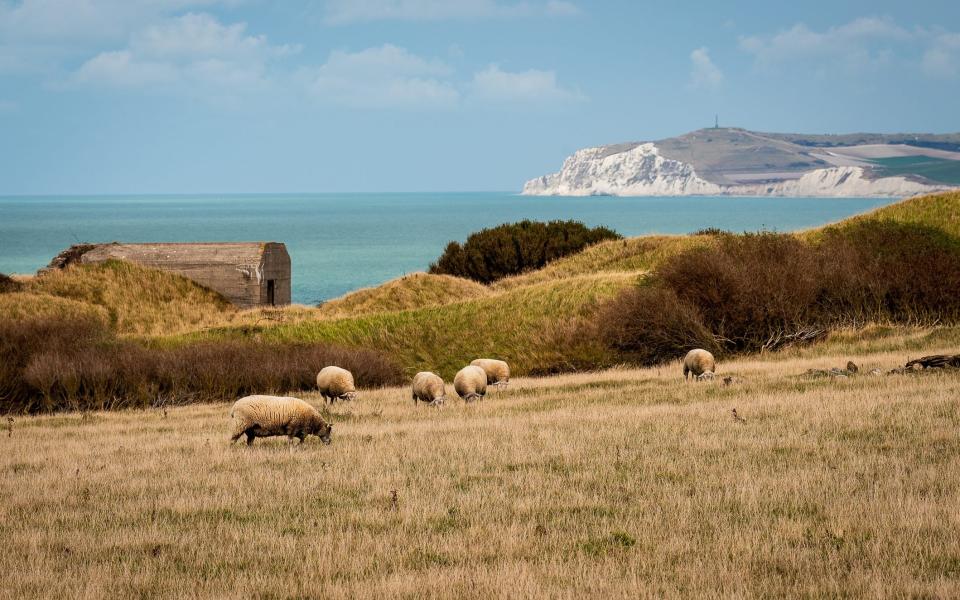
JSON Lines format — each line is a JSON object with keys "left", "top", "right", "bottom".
{"left": 523, "top": 143, "right": 950, "bottom": 198}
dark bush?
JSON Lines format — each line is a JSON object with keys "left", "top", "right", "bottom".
{"left": 429, "top": 220, "right": 621, "bottom": 283}
{"left": 586, "top": 222, "right": 960, "bottom": 366}
{"left": 0, "top": 318, "right": 403, "bottom": 414}
{"left": 0, "top": 273, "right": 21, "bottom": 293}
{"left": 593, "top": 286, "right": 719, "bottom": 364}
{"left": 656, "top": 233, "right": 826, "bottom": 351}
{"left": 818, "top": 221, "right": 960, "bottom": 322}
{"left": 692, "top": 227, "right": 731, "bottom": 236}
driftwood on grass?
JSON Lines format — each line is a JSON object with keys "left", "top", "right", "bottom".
{"left": 904, "top": 354, "right": 960, "bottom": 370}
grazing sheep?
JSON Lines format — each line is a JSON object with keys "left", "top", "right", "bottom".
{"left": 470, "top": 358, "right": 510, "bottom": 387}
{"left": 229, "top": 395, "right": 332, "bottom": 446}
{"left": 454, "top": 365, "right": 487, "bottom": 402}
{"left": 411, "top": 371, "right": 447, "bottom": 405}
{"left": 683, "top": 349, "right": 716, "bottom": 380}
{"left": 316, "top": 366, "right": 357, "bottom": 403}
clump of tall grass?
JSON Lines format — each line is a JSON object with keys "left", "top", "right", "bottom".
{"left": 319, "top": 272, "right": 489, "bottom": 316}
{"left": 0, "top": 317, "right": 403, "bottom": 414}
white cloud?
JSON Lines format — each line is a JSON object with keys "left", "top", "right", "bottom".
{"left": 739, "top": 16, "right": 920, "bottom": 73}
{"left": 75, "top": 50, "right": 179, "bottom": 86}
{"left": 740, "top": 17, "right": 909, "bottom": 64}
{"left": 303, "top": 44, "right": 459, "bottom": 108}
{"left": 469, "top": 64, "right": 584, "bottom": 104}
{"left": 73, "top": 13, "right": 295, "bottom": 92}
{"left": 131, "top": 11, "right": 296, "bottom": 60}
{"left": 688, "top": 47, "right": 723, "bottom": 90}
{"left": 922, "top": 32, "right": 960, "bottom": 78}
{"left": 545, "top": 1, "right": 579, "bottom": 17}
{"left": 301, "top": 47, "right": 584, "bottom": 109}
{"left": 322, "top": 0, "right": 579, "bottom": 25}
{"left": 740, "top": 17, "right": 960, "bottom": 80}
{"left": 0, "top": 0, "right": 239, "bottom": 70}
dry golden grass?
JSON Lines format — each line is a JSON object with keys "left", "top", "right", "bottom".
{"left": 319, "top": 272, "right": 490, "bottom": 318}
{"left": 24, "top": 261, "right": 236, "bottom": 336}
{"left": 0, "top": 292, "right": 109, "bottom": 325}
{"left": 493, "top": 234, "right": 711, "bottom": 291}
{"left": 3, "top": 346, "right": 959, "bottom": 598}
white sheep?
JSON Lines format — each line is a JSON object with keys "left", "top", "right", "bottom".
{"left": 316, "top": 366, "right": 357, "bottom": 403}
{"left": 229, "top": 395, "right": 332, "bottom": 446}
{"left": 411, "top": 371, "right": 447, "bottom": 405}
{"left": 683, "top": 349, "right": 716, "bottom": 380}
{"left": 454, "top": 365, "right": 487, "bottom": 402}
{"left": 470, "top": 358, "right": 510, "bottom": 387}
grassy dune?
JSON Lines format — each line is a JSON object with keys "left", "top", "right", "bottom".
{"left": 0, "top": 292, "right": 110, "bottom": 325}
{"left": 3, "top": 346, "right": 959, "bottom": 598}
{"left": 195, "top": 272, "right": 634, "bottom": 379}
{"left": 21, "top": 260, "right": 236, "bottom": 336}
{"left": 318, "top": 272, "right": 490, "bottom": 318}
{"left": 817, "top": 190, "right": 960, "bottom": 239}
{"left": 492, "top": 234, "right": 710, "bottom": 290}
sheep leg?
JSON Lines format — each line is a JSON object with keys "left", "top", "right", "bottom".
{"left": 245, "top": 429, "right": 257, "bottom": 446}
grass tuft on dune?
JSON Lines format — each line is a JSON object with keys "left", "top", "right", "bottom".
{"left": 23, "top": 260, "right": 235, "bottom": 336}
{"left": 319, "top": 272, "right": 490, "bottom": 317}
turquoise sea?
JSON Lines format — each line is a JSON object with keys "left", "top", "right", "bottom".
{"left": 0, "top": 193, "right": 896, "bottom": 304}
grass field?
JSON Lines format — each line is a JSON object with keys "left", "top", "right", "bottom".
{"left": 2, "top": 345, "right": 959, "bottom": 598}
{"left": 3, "top": 193, "right": 960, "bottom": 596}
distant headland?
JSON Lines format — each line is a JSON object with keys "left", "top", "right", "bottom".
{"left": 523, "top": 128, "right": 960, "bottom": 197}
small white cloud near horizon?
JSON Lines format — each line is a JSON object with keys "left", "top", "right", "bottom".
{"left": 322, "top": 0, "right": 579, "bottom": 25}
{"left": 303, "top": 44, "right": 460, "bottom": 109}
{"left": 72, "top": 12, "right": 296, "bottom": 92}
{"left": 469, "top": 64, "right": 585, "bottom": 104}
{"left": 688, "top": 47, "right": 723, "bottom": 90}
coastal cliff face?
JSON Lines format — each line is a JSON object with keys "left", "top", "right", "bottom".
{"left": 523, "top": 130, "right": 959, "bottom": 197}
{"left": 523, "top": 143, "right": 722, "bottom": 196}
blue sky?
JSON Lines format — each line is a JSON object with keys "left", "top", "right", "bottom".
{"left": 1, "top": 0, "right": 959, "bottom": 194}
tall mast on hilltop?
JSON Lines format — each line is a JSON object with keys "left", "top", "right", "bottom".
{"left": 714, "top": 114, "right": 719, "bottom": 129}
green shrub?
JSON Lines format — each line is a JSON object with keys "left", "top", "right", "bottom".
{"left": 429, "top": 220, "right": 621, "bottom": 284}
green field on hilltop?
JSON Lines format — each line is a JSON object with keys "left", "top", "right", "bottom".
{"left": 871, "top": 156, "right": 960, "bottom": 185}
